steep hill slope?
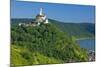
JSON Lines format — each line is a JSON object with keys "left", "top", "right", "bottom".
{"left": 11, "top": 22, "right": 88, "bottom": 66}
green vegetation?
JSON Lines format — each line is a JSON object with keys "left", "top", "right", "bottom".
{"left": 11, "top": 21, "right": 89, "bottom": 66}
{"left": 11, "top": 19, "right": 95, "bottom": 39}
{"left": 49, "top": 19, "right": 95, "bottom": 38}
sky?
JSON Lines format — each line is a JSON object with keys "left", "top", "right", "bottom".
{"left": 11, "top": 0, "right": 95, "bottom": 23}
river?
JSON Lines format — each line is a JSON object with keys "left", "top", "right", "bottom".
{"left": 77, "top": 39, "right": 95, "bottom": 51}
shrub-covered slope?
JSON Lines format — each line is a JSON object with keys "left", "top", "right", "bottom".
{"left": 11, "top": 21, "right": 88, "bottom": 66}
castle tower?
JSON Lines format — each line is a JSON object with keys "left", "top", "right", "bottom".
{"left": 39, "top": 8, "right": 43, "bottom": 15}
{"left": 45, "top": 19, "right": 49, "bottom": 24}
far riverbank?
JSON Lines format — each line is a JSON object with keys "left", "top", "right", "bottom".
{"left": 76, "top": 37, "right": 95, "bottom": 40}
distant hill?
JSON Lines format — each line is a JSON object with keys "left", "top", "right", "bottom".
{"left": 49, "top": 19, "right": 95, "bottom": 38}
{"left": 11, "top": 19, "right": 89, "bottom": 66}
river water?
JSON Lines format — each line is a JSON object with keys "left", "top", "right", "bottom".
{"left": 77, "top": 39, "right": 95, "bottom": 51}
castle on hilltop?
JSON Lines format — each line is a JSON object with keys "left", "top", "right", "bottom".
{"left": 35, "top": 8, "right": 49, "bottom": 25}
{"left": 19, "top": 8, "right": 49, "bottom": 26}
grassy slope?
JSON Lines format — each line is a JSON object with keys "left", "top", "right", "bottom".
{"left": 11, "top": 45, "right": 63, "bottom": 66}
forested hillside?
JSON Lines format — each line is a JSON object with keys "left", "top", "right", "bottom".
{"left": 11, "top": 21, "right": 89, "bottom": 66}
{"left": 49, "top": 19, "right": 95, "bottom": 38}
